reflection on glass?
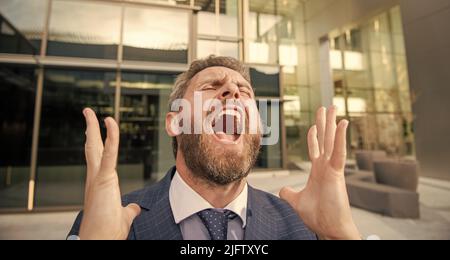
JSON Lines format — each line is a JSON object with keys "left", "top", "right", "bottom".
{"left": 0, "top": 0, "right": 47, "bottom": 54}
{"left": 219, "top": 0, "right": 239, "bottom": 37}
{"left": 251, "top": 65, "right": 282, "bottom": 168}
{"left": 218, "top": 41, "right": 238, "bottom": 59}
{"left": 197, "top": 39, "right": 216, "bottom": 58}
{"left": 283, "top": 63, "right": 308, "bottom": 87}
{"left": 197, "top": 40, "right": 239, "bottom": 59}
{"left": 370, "top": 51, "right": 396, "bottom": 88}
{"left": 286, "top": 111, "right": 310, "bottom": 163}
{"left": 196, "top": 0, "right": 216, "bottom": 35}
{"left": 47, "top": 0, "right": 121, "bottom": 59}
{"left": 35, "top": 69, "right": 116, "bottom": 207}
{"left": 256, "top": 100, "right": 282, "bottom": 168}
{"left": 330, "top": 6, "right": 414, "bottom": 156}
{"left": 375, "top": 89, "right": 399, "bottom": 113}
{"left": 348, "top": 114, "right": 379, "bottom": 151}
{"left": 119, "top": 72, "right": 176, "bottom": 190}
{"left": 250, "top": 66, "right": 280, "bottom": 97}
{"left": 196, "top": 0, "right": 238, "bottom": 37}
{"left": 247, "top": 11, "right": 279, "bottom": 64}
{"left": 0, "top": 65, "right": 36, "bottom": 209}
{"left": 123, "top": 7, "right": 189, "bottom": 63}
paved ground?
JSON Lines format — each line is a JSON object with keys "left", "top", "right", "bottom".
{"left": 0, "top": 170, "right": 449, "bottom": 240}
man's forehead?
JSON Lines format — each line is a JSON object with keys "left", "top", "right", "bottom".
{"left": 191, "top": 66, "right": 248, "bottom": 82}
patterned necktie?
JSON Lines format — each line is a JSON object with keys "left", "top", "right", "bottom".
{"left": 197, "top": 209, "right": 236, "bottom": 240}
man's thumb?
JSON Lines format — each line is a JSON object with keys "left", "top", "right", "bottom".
{"left": 124, "top": 203, "right": 141, "bottom": 223}
{"left": 279, "top": 187, "right": 298, "bottom": 209}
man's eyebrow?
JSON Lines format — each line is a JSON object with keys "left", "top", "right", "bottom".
{"left": 195, "top": 76, "right": 254, "bottom": 92}
{"left": 195, "top": 77, "right": 222, "bottom": 88}
{"left": 237, "top": 81, "right": 254, "bottom": 93}
{"left": 238, "top": 81, "right": 252, "bottom": 89}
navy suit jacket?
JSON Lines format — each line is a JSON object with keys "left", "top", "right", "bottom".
{"left": 68, "top": 166, "right": 317, "bottom": 240}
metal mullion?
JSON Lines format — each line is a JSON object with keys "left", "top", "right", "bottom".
{"left": 40, "top": 0, "right": 52, "bottom": 58}
{"left": 241, "top": 0, "right": 249, "bottom": 62}
{"left": 115, "top": 4, "right": 125, "bottom": 123}
{"left": 215, "top": 0, "right": 220, "bottom": 54}
{"left": 26, "top": 0, "right": 53, "bottom": 211}
{"left": 28, "top": 68, "right": 45, "bottom": 211}
{"left": 189, "top": 8, "right": 197, "bottom": 63}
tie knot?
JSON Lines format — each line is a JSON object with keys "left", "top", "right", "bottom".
{"left": 197, "top": 209, "right": 235, "bottom": 240}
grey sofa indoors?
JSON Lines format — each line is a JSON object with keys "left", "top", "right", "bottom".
{"left": 345, "top": 151, "right": 420, "bottom": 219}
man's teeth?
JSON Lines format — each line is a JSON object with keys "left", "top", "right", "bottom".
{"left": 218, "top": 109, "right": 241, "bottom": 124}
{"left": 211, "top": 109, "right": 242, "bottom": 135}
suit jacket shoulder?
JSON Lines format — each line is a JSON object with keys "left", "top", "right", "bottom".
{"left": 244, "top": 186, "right": 317, "bottom": 240}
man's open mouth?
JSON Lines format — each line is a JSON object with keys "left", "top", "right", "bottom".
{"left": 210, "top": 105, "right": 244, "bottom": 144}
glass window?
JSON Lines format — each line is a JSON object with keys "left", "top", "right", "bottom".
{"left": 196, "top": 0, "right": 238, "bottom": 37}
{"left": 0, "top": 64, "right": 36, "bottom": 209}
{"left": 197, "top": 39, "right": 217, "bottom": 58}
{"left": 346, "top": 89, "right": 375, "bottom": 113}
{"left": 0, "top": 0, "right": 47, "bottom": 54}
{"left": 196, "top": 0, "right": 216, "bottom": 36}
{"left": 197, "top": 40, "right": 239, "bottom": 59}
{"left": 348, "top": 114, "right": 379, "bottom": 151}
{"left": 119, "top": 72, "right": 176, "bottom": 189}
{"left": 255, "top": 100, "right": 282, "bottom": 169}
{"left": 247, "top": 0, "right": 306, "bottom": 65}
{"left": 286, "top": 111, "right": 311, "bottom": 163}
{"left": 219, "top": 0, "right": 239, "bottom": 37}
{"left": 218, "top": 41, "right": 239, "bottom": 58}
{"left": 376, "top": 114, "right": 405, "bottom": 154}
{"left": 35, "top": 69, "right": 116, "bottom": 207}
{"left": 250, "top": 66, "right": 280, "bottom": 97}
{"left": 330, "top": 6, "right": 413, "bottom": 156}
{"left": 370, "top": 51, "right": 396, "bottom": 89}
{"left": 47, "top": 0, "right": 121, "bottom": 59}
{"left": 123, "top": 7, "right": 189, "bottom": 63}
{"left": 374, "top": 89, "right": 400, "bottom": 113}
{"left": 247, "top": 10, "right": 279, "bottom": 64}
{"left": 282, "top": 65, "right": 308, "bottom": 87}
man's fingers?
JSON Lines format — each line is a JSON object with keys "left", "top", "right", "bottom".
{"left": 99, "top": 117, "right": 120, "bottom": 180}
{"left": 330, "top": 120, "right": 349, "bottom": 171}
{"left": 315, "top": 107, "right": 326, "bottom": 154}
{"left": 124, "top": 203, "right": 142, "bottom": 226}
{"left": 83, "top": 108, "right": 104, "bottom": 181}
{"left": 307, "top": 125, "right": 320, "bottom": 160}
{"left": 324, "top": 106, "right": 337, "bottom": 158}
{"left": 279, "top": 187, "right": 299, "bottom": 210}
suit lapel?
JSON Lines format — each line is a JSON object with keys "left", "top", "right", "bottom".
{"left": 244, "top": 186, "right": 278, "bottom": 240}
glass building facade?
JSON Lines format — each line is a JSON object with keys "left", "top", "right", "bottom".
{"left": 0, "top": 0, "right": 414, "bottom": 211}
{"left": 328, "top": 6, "right": 414, "bottom": 156}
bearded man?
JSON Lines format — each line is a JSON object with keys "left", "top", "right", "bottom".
{"left": 68, "top": 56, "right": 360, "bottom": 240}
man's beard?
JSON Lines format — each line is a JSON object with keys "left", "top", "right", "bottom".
{"left": 179, "top": 134, "right": 261, "bottom": 186}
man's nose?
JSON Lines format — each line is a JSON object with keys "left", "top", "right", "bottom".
{"left": 219, "top": 83, "right": 240, "bottom": 100}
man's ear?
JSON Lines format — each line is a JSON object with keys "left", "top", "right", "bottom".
{"left": 166, "top": 112, "right": 181, "bottom": 137}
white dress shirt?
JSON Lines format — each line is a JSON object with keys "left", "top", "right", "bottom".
{"left": 169, "top": 171, "right": 248, "bottom": 240}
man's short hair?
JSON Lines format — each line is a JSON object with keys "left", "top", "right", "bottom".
{"left": 168, "top": 55, "right": 251, "bottom": 159}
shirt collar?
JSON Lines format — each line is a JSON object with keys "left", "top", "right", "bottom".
{"left": 169, "top": 171, "right": 248, "bottom": 228}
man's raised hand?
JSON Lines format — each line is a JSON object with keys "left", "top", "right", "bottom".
{"left": 78, "top": 108, "right": 141, "bottom": 240}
